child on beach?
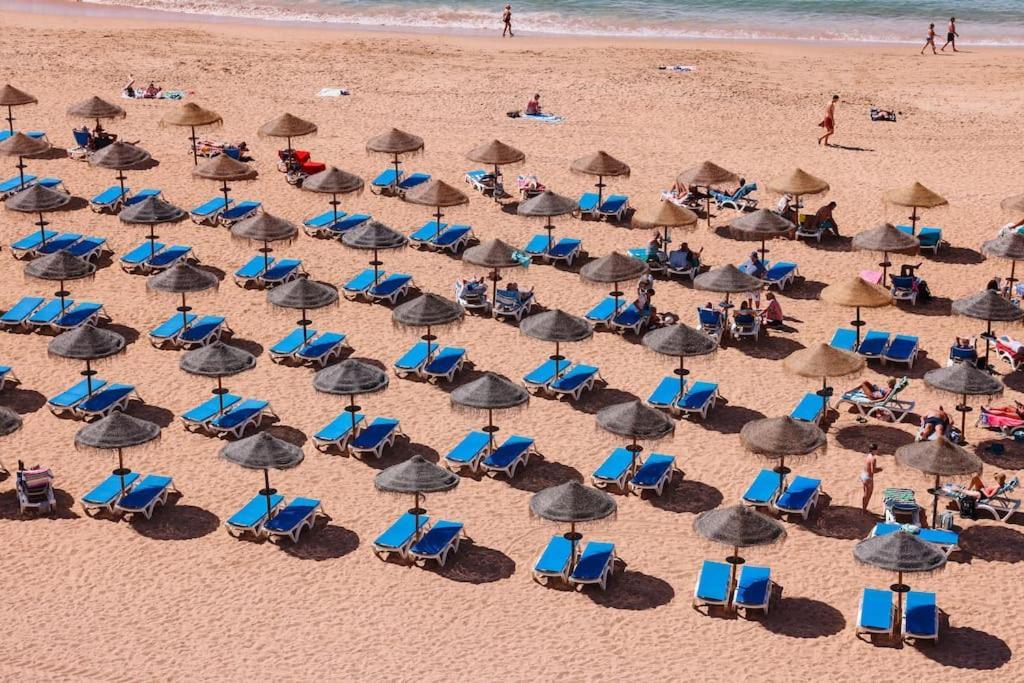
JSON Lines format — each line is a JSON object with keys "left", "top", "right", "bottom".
{"left": 502, "top": 4, "right": 513, "bottom": 37}
{"left": 817, "top": 95, "right": 838, "bottom": 146}
{"left": 941, "top": 17, "right": 959, "bottom": 52}
{"left": 922, "top": 23, "right": 938, "bottom": 54}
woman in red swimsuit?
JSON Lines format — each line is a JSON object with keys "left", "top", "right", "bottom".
{"left": 818, "top": 94, "right": 838, "bottom": 146}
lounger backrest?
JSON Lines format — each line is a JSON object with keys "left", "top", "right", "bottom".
{"left": 735, "top": 565, "right": 771, "bottom": 604}
{"left": 2, "top": 296, "right": 44, "bottom": 322}
{"left": 859, "top": 588, "right": 894, "bottom": 630}
{"left": 572, "top": 542, "right": 614, "bottom": 579}
{"left": 891, "top": 276, "right": 914, "bottom": 290}
{"left": 594, "top": 448, "right": 634, "bottom": 481}
{"left": 265, "top": 497, "right": 320, "bottom": 532}
{"left": 78, "top": 384, "right": 134, "bottom": 412}
{"left": 375, "top": 512, "right": 428, "bottom": 549}
{"left": 83, "top": 472, "right": 139, "bottom": 505}
{"left": 698, "top": 308, "right": 721, "bottom": 327}
{"left": 411, "top": 520, "right": 462, "bottom": 555}
{"left": 535, "top": 535, "right": 573, "bottom": 573}
{"left": 118, "top": 474, "right": 172, "bottom": 509}
{"left": 904, "top": 591, "right": 937, "bottom": 635}
{"left": 695, "top": 560, "right": 730, "bottom": 601}
{"left": 227, "top": 493, "right": 284, "bottom": 528}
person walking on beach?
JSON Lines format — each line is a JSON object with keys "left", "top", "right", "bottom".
{"left": 861, "top": 443, "right": 882, "bottom": 513}
{"left": 941, "top": 17, "right": 959, "bottom": 52}
{"left": 922, "top": 23, "right": 938, "bottom": 54}
{"left": 817, "top": 94, "right": 838, "bottom": 146}
{"left": 502, "top": 4, "right": 513, "bottom": 37}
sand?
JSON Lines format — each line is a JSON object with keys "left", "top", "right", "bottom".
{"left": 0, "top": 3, "right": 1022, "bottom": 680}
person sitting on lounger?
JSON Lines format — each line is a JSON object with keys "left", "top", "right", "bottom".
{"left": 459, "top": 276, "right": 487, "bottom": 297}
{"left": 812, "top": 201, "right": 839, "bottom": 236}
{"left": 742, "top": 251, "right": 767, "bottom": 279}
{"left": 860, "top": 378, "right": 897, "bottom": 401}
{"left": 668, "top": 242, "right": 700, "bottom": 270}
{"left": 646, "top": 235, "right": 665, "bottom": 264}
{"left": 759, "top": 291, "right": 783, "bottom": 327}
{"left": 525, "top": 93, "right": 542, "bottom": 116}
{"left": 634, "top": 275, "right": 656, "bottom": 319}
{"left": 919, "top": 406, "right": 951, "bottom": 440}
{"left": 776, "top": 194, "right": 797, "bottom": 223}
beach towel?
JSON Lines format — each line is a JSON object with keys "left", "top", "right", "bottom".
{"left": 659, "top": 65, "right": 696, "bottom": 73}
{"left": 521, "top": 113, "right": 563, "bottom": 124}
{"left": 122, "top": 89, "right": 188, "bottom": 100}
{"left": 317, "top": 87, "right": 350, "bottom": 97}
{"left": 870, "top": 107, "right": 897, "bottom": 122}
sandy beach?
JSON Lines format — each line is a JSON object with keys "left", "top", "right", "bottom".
{"left": 1, "top": 3, "right": 1023, "bottom": 680}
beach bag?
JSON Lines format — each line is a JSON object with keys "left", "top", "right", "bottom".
{"left": 958, "top": 496, "right": 977, "bottom": 520}
{"left": 506, "top": 110, "right": 521, "bottom": 119}
{"left": 917, "top": 280, "right": 932, "bottom": 302}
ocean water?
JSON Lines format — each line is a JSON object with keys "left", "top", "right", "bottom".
{"left": 80, "top": 0, "right": 1024, "bottom": 44}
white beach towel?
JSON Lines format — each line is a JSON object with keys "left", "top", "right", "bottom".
{"left": 317, "top": 87, "right": 350, "bottom": 97}
{"left": 659, "top": 65, "right": 696, "bottom": 73}
{"left": 523, "top": 113, "right": 563, "bottom": 124}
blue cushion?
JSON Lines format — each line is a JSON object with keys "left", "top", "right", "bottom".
{"left": 369, "top": 273, "right": 412, "bottom": 297}
{"left": 179, "top": 315, "right": 224, "bottom": 343}
{"left": 375, "top": 512, "right": 429, "bottom": 550}
{"left": 344, "top": 269, "right": 383, "bottom": 293}
{"left": 535, "top": 535, "right": 573, "bottom": 575}
{"left": 735, "top": 565, "right": 771, "bottom": 607}
{"left": 775, "top": 475, "right": 820, "bottom": 512}
{"left": 791, "top": 392, "right": 825, "bottom": 422}
{"left": 350, "top": 417, "right": 399, "bottom": 449}
{"left": 570, "top": 542, "right": 615, "bottom": 581}
{"left": 410, "top": 519, "right": 462, "bottom": 556}
{"left": 83, "top": 472, "right": 139, "bottom": 506}
{"left": 264, "top": 497, "right": 320, "bottom": 533}
{"left": 830, "top": 327, "right": 857, "bottom": 351}
{"left": 315, "top": 412, "right": 364, "bottom": 443}
{"left": 117, "top": 474, "right": 172, "bottom": 510}
{"left": 859, "top": 588, "right": 893, "bottom": 631}
{"left": 297, "top": 332, "right": 346, "bottom": 360}
{"left": 858, "top": 330, "right": 890, "bottom": 357}
{"left": 262, "top": 259, "right": 301, "bottom": 282}
{"left": 483, "top": 435, "right": 533, "bottom": 469}
{"left": 48, "top": 378, "right": 106, "bottom": 408}
{"left": 1, "top": 296, "right": 44, "bottom": 324}
{"left": 148, "top": 245, "right": 191, "bottom": 268}
{"left": 523, "top": 358, "right": 569, "bottom": 386}
{"left": 904, "top": 591, "right": 938, "bottom": 636}
{"left": 631, "top": 454, "right": 674, "bottom": 487}
{"left": 77, "top": 384, "right": 134, "bottom": 414}
{"left": 648, "top": 376, "right": 683, "bottom": 408}
{"left": 271, "top": 328, "right": 317, "bottom": 356}
{"left": 121, "top": 241, "right": 165, "bottom": 265}
{"left": 227, "top": 493, "right": 284, "bottom": 529}
{"left": 743, "top": 469, "right": 781, "bottom": 506}
{"left": 445, "top": 431, "right": 490, "bottom": 465}
{"left": 423, "top": 346, "right": 464, "bottom": 375}
{"left": 593, "top": 448, "right": 633, "bottom": 483}
{"left": 372, "top": 168, "right": 402, "bottom": 187}
{"left": 585, "top": 297, "right": 621, "bottom": 323}
{"left": 236, "top": 255, "right": 272, "bottom": 279}
{"left": 182, "top": 394, "right": 241, "bottom": 423}
{"left": 678, "top": 381, "right": 717, "bottom": 410}
{"left": 695, "top": 560, "right": 731, "bottom": 602}
{"left": 394, "top": 341, "right": 431, "bottom": 371}
{"left": 191, "top": 196, "right": 231, "bottom": 215}
{"left": 550, "top": 365, "right": 597, "bottom": 392}
{"left": 210, "top": 399, "right": 268, "bottom": 429}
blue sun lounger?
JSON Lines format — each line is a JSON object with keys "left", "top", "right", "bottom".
{"left": 547, "top": 238, "right": 582, "bottom": 265}
{"left": 218, "top": 200, "right": 261, "bottom": 227}
{"left": 592, "top": 448, "right": 634, "bottom": 491}
{"left": 124, "top": 188, "right": 162, "bottom": 207}
{"left": 533, "top": 535, "right": 575, "bottom": 584}
{"left": 89, "top": 186, "right": 130, "bottom": 213}
{"left": 270, "top": 327, "right": 317, "bottom": 361}
{"left": 67, "top": 236, "right": 108, "bottom": 260}
{"left": 75, "top": 383, "right": 136, "bottom": 419}
{"left": 647, "top": 376, "right": 684, "bottom": 410}
{"left": 343, "top": 269, "right": 383, "bottom": 299}
{"left": 264, "top": 497, "right": 324, "bottom": 543}
{"left": 903, "top": 591, "right": 939, "bottom": 641}
{"left": 260, "top": 258, "right": 303, "bottom": 286}
{"left": 296, "top": 332, "right": 348, "bottom": 367}
{"left": 329, "top": 213, "right": 371, "bottom": 235}
{"left": 410, "top": 519, "right": 463, "bottom": 566}
{"left": 872, "top": 523, "right": 959, "bottom": 557}
{"left": 367, "top": 273, "right": 412, "bottom": 304}
{"left": 10, "top": 229, "right": 56, "bottom": 257}
{"left": 209, "top": 398, "right": 272, "bottom": 438}
{"left": 791, "top": 392, "right": 826, "bottom": 423}
{"left": 857, "top": 330, "right": 890, "bottom": 359}
{"left": 697, "top": 308, "right": 724, "bottom": 340}
{"left": 774, "top": 475, "right": 821, "bottom": 519}
{"left": 121, "top": 242, "right": 165, "bottom": 272}
{"left": 693, "top": 559, "right": 731, "bottom": 610}
{"left": 734, "top": 565, "right": 772, "bottom": 614}
{"left": 373, "top": 512, "right": 430, "bottom": 561}
{"left": 1, "top": 296, "right": 44, "bottom": 328}
{"left": 897, "top": 225, "right": 943, "bottom": 253}
{"left": 857, "top": 588, "right": 895, "bottom": 637}
{"left": 444, "top": 431, "right": 491, "bottom": 472}
{"left": 549, "top": 364, "right": 599, "bottom": 400}
{"left": 523, "top": 234, "right": 553, "bottom": 258}
{"left": 597, "top": 194, "right": 629, "bottom": 221}
{"left": 178, "top": 315, "right": 226, "bottom": 348}
{"left": 569, "top": 541, "right": 616, "bottom": 590}
{"left": 677, "top": 381, "right": 718, "bottom": 418}
{"left": 0, "top": 174, "right": 36, "bottom": 199}
{"left": 611, "top": 303, "right": 649, "bottom": 335}
{"left": 37, "top": 177, "right": 67, "bottom": 193}
{"left": 883, "top": 335, "right": 919, "bottom": 368}
{"left": 523, "top": 358, "right": 570, "bottom": 391}
{"left": 147, "top": 245, "right": 192, "bottom": 270}
{"left": 82, "top": 472, "right": 140, "bottom": 515}
{"left": 630, "top": 454, "right": 676, "bottom": 495}
{"left": 52, "top": 301, "right": 104, "bottom": 330}
{"left": 48, "top": 378, "right": 106, "bottom": 415}
{"left": 225, "top": 493, "right": 285, "bottom": 537}
{"left": 349, "top": 417, "right": 400, "bottom": 459}
{"left": 149, "top": 313, "right": 196, "bottom": 347}
{"left": 234, "top": 256, "right": 273, "bottom": 286}
{"left": 585, "top": 297, "right": 624, "bottom": 326}
{"left": 190, "top": 196, "right": 232, "bottom": 225}
{"left": 181, "top": 393, "right": 241, "bottom": 430}
{"left": 578, "top": 192, "right": 600, "bottom": 217}
{"left": 313, "top": 412, "right": 364, "bottom": 452}
{"left": 37, "top": 232, "right": 83, "bottom": 255}
{"left": 762, "top": 262, "right": 799, "bottom": 290}
{"left": 410, "top": 221, "right": 446, "bottom": 244}
{"left": 422, "top": 346, "right": 465, "bottom": 382}
{"left": 394, "top": 341, "right": 431, "bottom": 377}
{"left": 829, "top": 327, "right": 857, "bottom": 352}
{"left": 29, "top": 299, "right": 73, "bottom": 327}
{"left": 397, "top": 172, "right": 430, "bottom": 194}
{"left": 371, "top": 168, "right": 403, "bottom": 193}
{"left": 482, "top": 435, "right": 534, "bottom": 478}
{"left": 304, "top": 210, "right": 346, "bottom": 236}
{"left": 742, "top": 468, "right": 782, "bottom": 508}
{"left": 114, "top": 474, "right": 173, "bottom": 519}
{"left": 432, "top": 225, "right": 473, "bottom": 252}
{"left": 0, "top": 130, "right": 46, "bottom": 142}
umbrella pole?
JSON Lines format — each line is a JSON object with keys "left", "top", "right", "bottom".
{"left": 16, "top": 155, "right": 26, "bottom": 189}
{"left": 332, "top": 193, "right": 339, "bottom": 227}
{"left": 677, "top": 355, "right": 687, "bottom": 379}
{"left": 263, "top": 240, "right": 271, "bottom": 273}
{"left": 349, "top": 394, "right": 359, "bottom": 446}
{"left": 545, "top": 221, "right": 554, "bottom": 252}
{"left": 58, "top": 279, "right": 67, "bottom": 314}
{"left": 221, "top": 180, "right": 230, "bottom": 209}
{"left": 727, "top": 545, "right": 740, "bottom": 609}
{"left": 424, "top": 325, "right": 434, "bottom": 365}
{"left": 263, "top": 469, "right": 274, "bottom": 520}
{"left": 910, "top": 208, "right": 919, "bottom": 232}
{"left": 493, "top": 164, "right": 501, "bottom": 202}
{"left": 567, "top": 521, "right": 578, "bottom": 574}
{"left": 85, "top": 358, "right": 94, "bottom": 397}
{"left": 37, "top": 211, "right": 47, "bottom": 244}
{"left": 392, "top": 154, "right": 401, "bottom": 189}
{"left": 956, "top": 390, "right": 971, "bottom": 446}
{"left": 881, "top": 251, "right": 890, "bottom": 288}
{"left": 487, "top": 408, "right": 495, "bottom": 451}
{"left": 706, "top": 192, "right": 712, "bottom": 228}
{"left": 612, "top": 280, "right": 621, "bottom": 315}
{"left": 117, "top": 171, "right": 127, "bottom": 200}
{"left": 117, "top": 447, "right": 126, "bottom": 496}
{"left": 434, "top": 207, "right": 444, "bottom": 241}
{"left": 413, "top": 491, "right": 423, "bottom": 542}
{"left": 190, "top": 125, "right": 198, "bottom": 165}
{"left": 597, "top": 175, "right": 604, "bottom": 209}
{"left": 217, "top": 376, "right": 225, "bottom": 414}
{"left": 932, "top": 473, "right": 941, "bottom": 527}
{"left": 492, "top": 268, "right": 499, "bottom": 314}
{"left": 1009, "top": 260, "right": 1017, "bottom": 296}
{"left": 553, "top": 341, "right": 561, "bottom": 378}
{"left": 5, "top": 105, "right": 12, "bottom": 133}
{"left": 984, "top": 320, "right": 993, "bottom": 370}
{"left": 372, "top": 247, "right": 381, "bottom": 285}
{"left": 149, "top": 224, "right": 157, "bottom": 258}
{"left": 854, "top": 306, "right": 863, "bottom": 348}
{"left": 181, "top": 292, "right": 189, "bottom": 331}
{"left": 301, "top": 307, "right": 309, "bottom": 344}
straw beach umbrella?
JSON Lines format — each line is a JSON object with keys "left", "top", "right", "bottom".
{"left": 923, "top": 364, "right": 1003, "bottom": 443}
{"left": 366, "top": 128, "right": 425, "bottom": 192}
{"left": 852, "top": 222, "right": 919, "bottom": 287}
{"left": 981, "top": 232, "right": 1024, "bottom": 294}
{"left": 853, "top": 531, "right": 946, "bottom": 631}
{"left": 952, "top": 290, "right": 1024, "bottom": 367}
{"left": 0, "top": 84, "right": 37, "bottom": 133}
{"left": 0, "top": 406, "right": 23, "bottom": 437}
{"left": 0, "top": 131, "right": 50, "bottom": 191}
{"left": 301, "top": 166, "right": 364, "bottom": 231}
{"left": 75, "top": 412, "right": 160, "bottom": 499}
{"left": 596, "top": 400, "right": 674, "bottom": 476}
{"left": 376, "top": 454, "right": 458, "bottom": 543}
{"left": 530, "top": 481, "right": 616, "bottom": 574}
{"left": 67, "top": 96, "right": 125, "bottom": 129}
{"left": 221, "top": 432, "right": 304, "bottom": 521}
{"left": 694, "top": 505, "right": 786, "bottom": 606}
{"left": 766, "top": 168, "right": 829, "bottom": 228}
{"left": 49, "top": 325, "right": 126, "bottom": 399}
{"left": 6, "top": 182, "right": 70, "bottom": 245}
{"left": 25, "top": 250, "right": 95, "bottom": 314}
{"left": 895, "top": 438, "right": 983, "bottom": 525}
{"left": 404, "top": 179, "right": 469, "bottom": 241}
{"left": 451, "top": 372, "right": 528, "bottom": 451}
{"left": 642, "top": 323, "right": 717, "bottom": 381}
{"left": 580, "top": 252, "right": 648, "bottom": 314}
{"left": 90, "top": 141, "right": 152, "bottom": 205}
{"left": 676, "top": 161, "right": 738, "bottom": 227}
{"left": 193, "top": 154, "right": 257, "bottom": 209}
{"left": 517, "top": 190, "right": 578, "bottom": 252}
{"left": 728, "top": 208, "right": 795, "bottom": 258}
{"left": 118, "top": 195, "right": 186, "bottom": 260}
{"left": 741, "top": 416, "right": 826, "bottom": 491}
{"left": 392, "top": 294, "right": 464, "bottom": 368}
{"left": 180, "top": 342, "right": 257, "bottom": 415}
{"left": 571, "top": 151, "right": 629, "bottom": 209}
{"left": 465, "top": 139, "right": 524, "bottom": 201}
{"left": 884, "top": 182, "right": 947, "bottom": 232}
{"left": 230, "top": 211, "right": 297, "bottom": 273}
{"left": 341, "top": 220, "right": 408, "bottom": 285}
{"left": 147, "top": 261, "right": 218, "bottom": 331}
{"left": 313, "top": 360, "right": 389, "bottom": 453}
{"left": 267, "top": 278, "right": 338, "bottom": 348}
{"left": 258, "top": 112, "right": 317, "bottom": 156}
{"left": 161, "top": 102, "right": 223, "bottom": 165}
{"left": 462, "top": 239, "right": 526, "bottom": 308}
{"left": 520, "top": 309, "right": 592, "bottom": 383}
{"left": 632, "top": 200, "right": 698, "bottom": 246}
{"left": 820, "top": 276, "right": 892, "bottom": 348}
{"left": 783, "top": 343, "right": 865, "bottom": 412}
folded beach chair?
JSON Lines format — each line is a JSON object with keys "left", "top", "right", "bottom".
{"left": 592, "top": 448, "right": 634, "bottom": 491}
{"left": 28, "top": 298, "right": 73, "bottom": 328}
{"left": 890, "top": 276, "right": 918, "bottom": 305}
{"left": 89, "top": 185, "right": 130, "bottom": 213}
{"left": 533, "top": 535, "right": 575, "bottom": 585}
{"left": 74, "top": 383, "right": 137, "bottom": 420}
{"left": 761, "top": 262, "right": 799, "bottom": 291}
{"left": 630, "top": 454, "right": 677, "bottom": 496}
{"left": 903, "top": 591, "right": 939, "bottom": 642}
{"left": 48, "top": 378, "right": 106, "bottom": 415}
{"left": 124, "top": 188, "right": 161, "bottom": 207}
{"left": 713, "top": 182, "right": 758, "bottom": 211}
{"left": 493, "top": 289, "right": 535, "bottom": 322}
{"left": 393, "top": 341, "right": 432, "bottom": 378}
{"left": 829, "top": 327, "right": 857, "bottom": 352}
{"left": 693, "top": 560, "right": 731, "bottom": 611}
{"left": 774, "top": 475, "right": 821, "bottom": 519}
{"left": 549, "top": 364, "right": 599, "bottom": 400}
{"left": 234, "top": 255, "right": 273, "bottom": 287}
{"left": 16, "top": 465, "right": 56, "bottom": 515}
{"left": 409, "top": 519, "right": 463, "bottom": 566}
{"left": 578, "top": 192, "right": 600, "bottom": 219}
{"left": 742, "top": 469, "right": 782, "bottom": 508}
{"left": 120, "top": 241, "right": 166, "bottom": 272}
{"left": 52, "top": 302, "right": 105, "bottom": 331}
{"left": 897, "top": 225, "right": 943, "bottom": 254}
{"left": 883, "top": 335, "right": 919, "bottom": 368}
{"left": 225, "top": 493, "right": 284, "bottom": 537}
{"left": 209, "top": 398, "right": 274, "bottom": 438}
{"left": 871, "top": 523, "right": 959, "bottom": 557}
{"left": 1, "top": 296, "right": 44, "bottom": 328}
{"left": 81, "top": 472, "right": 139, "bottom": 516}
{"left": 189, "top": 196, "right": 232, "bottom": 225}
{"left": 367, "top": 273, "right": 413, "bottom": 304}
{"left": 371, "top": 168, "right": 403, "bottom": 195}
{"left": 296, "top": 332, "right": 348, "bottom": 367}
{"left": 523, "top": 358, "right": 570, "bottom": 392}
{"left": 676, "top": 381, "right": 719, "bottom": 419}
{"left": 263, "top": 497, "right": 324, "bottom": 543}
{"left": 569, "top": 541, "right": 616, "bottom": 590}
{"left": 147, "top": 245, "right": 193, "bottom": 271}
{"left": 37, "top": 232, "right": 83, "bottom": 256}
{"left": 443, "top": 430, "right": 491, "bottom": 472}
{"left": 839, "top": 377, "right": 914, "bottom": 422}
{"left": 791, "top": 392, "right": 826, "bottom": 424}
{"left": 585, "top": 297, "right": 624, "bottom": 327}
{"left": 481, "top": 435, "right": 534, "bottom": 479}
{"left": 422, "top": 346, "right": 466, "bottom": 382}
{"left": 697, "top": 307, "right": 724, "bottom": 341}
{"left": 178, "top": 315, "right": 227, "bottom": 349}
{"left": 647, "top": 376, "right": 684, "bottom": 410}
{"left": 342, "top": 269, "right": 384, "bottom": 300}
{"left": 730, "top": 313, "right": 761, "bottom": 341}
{"left": 611, "top": 303, "right": 650, "bottom": 335}
{"left": 373, "top": 512, "right": 430, "bottom": 561}
{"left": 303, "top": 209, "right": 347, "bottom": 237}
{"left": 115, "top": 474, "right": 173, "bottom": 520}
{"left": 10, "top": 229, "right": 57, "bottom": 258}
{"left": 218, "top": 200, "right": 262, "bottom": 227}
{"left": 597, "top": 194, "right": 630, "bottom": 221}
{"left": 857, "top": 330, "right": 890, "bottom": 360}
{"left": 270, "top": 327, "right": 317, "bottom": 362}
{"left": 260, "top": 259, "right": 304, "bottom": 287}
{"left": 313, "top": 413, "right": 364, "bottom": 453}
{"left": 857, "top": 588, "right": 895, "bottom": 637}
{"left": 349, "top": 417, "right": 401, "bottom": 459}
{"left": 180, "top": 393, "right": 241, "bottom": 431}
{"left": 0, "top": 174, "right": 36, "bottom": 200}
{"left": 733, "top": 565, "right": 772, "bottom": 615}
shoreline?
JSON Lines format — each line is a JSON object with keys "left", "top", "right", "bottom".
{"left": 9, "top": 0, "right": 1024, "bottom": 52}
